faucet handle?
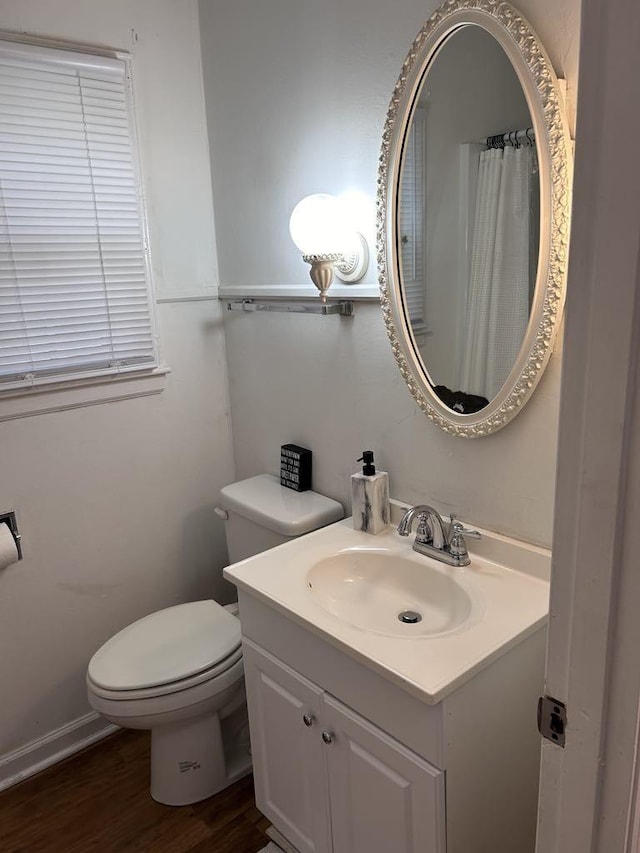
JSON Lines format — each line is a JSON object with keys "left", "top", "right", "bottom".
{"left": 415, "top": 512, "right": 433, "bottom": 545}
{"left": 448, "top": 519, "right": 471, "bottom": 560}
{"left": 449, "top": 515, "right": 481, "bottom": 540}
{"left": 448, "top": 516, "right": 481, "bottom": 560}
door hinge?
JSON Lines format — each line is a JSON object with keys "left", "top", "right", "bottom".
{"left": 537, "top": 695, "right": 566, "bottom": 747}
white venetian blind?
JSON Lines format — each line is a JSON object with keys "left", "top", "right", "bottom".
{"left": 398, "top": 107, "right": 425, "bottom": 327}
{"left": 0, "top": 40, "right": 156, "bottom": 389}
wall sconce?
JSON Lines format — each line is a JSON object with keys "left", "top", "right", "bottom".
{"left": 289, "top": 193, "right": 369, "bottom": 302}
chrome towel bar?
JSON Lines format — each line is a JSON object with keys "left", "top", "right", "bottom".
{"left": 226, "top": 299, "right": 354, "bottom": 317}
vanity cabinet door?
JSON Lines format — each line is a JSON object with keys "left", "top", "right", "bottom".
{"left": 242, "top": 639, "right": 332, "bottom": 853}
{"left": 322, "top": 694, "right": 446, "bottom": 853}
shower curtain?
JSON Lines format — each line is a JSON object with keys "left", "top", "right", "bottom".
{"left": 459, "top": 145, "right": 534, "bottom": 400}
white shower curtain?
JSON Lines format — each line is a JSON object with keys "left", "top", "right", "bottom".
{"left": 459, "top": 145, "right": 533, "bottom": 400}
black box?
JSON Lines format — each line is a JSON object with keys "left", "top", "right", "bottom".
{"left": 280, "top": 444, "right": 312, "bottom": 492}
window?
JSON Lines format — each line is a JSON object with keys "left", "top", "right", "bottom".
{"left": 0, "top": 38, "right": 158, "bottom": 395}
{"left": 398, "top": 106, "right": 426, "bottom": 329}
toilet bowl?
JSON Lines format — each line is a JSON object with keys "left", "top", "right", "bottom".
{"left": 87, "top": 474, "right": 343, "bottom": 806}
{"left": 87, "top": 600, "right": 247, "bottom": 806}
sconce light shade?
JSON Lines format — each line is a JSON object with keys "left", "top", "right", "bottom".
{"left": 289, "top": 193, "right": 369, "bottom": 302}
{"left": 289, "top": 194, "right": 350, "bottom": 256}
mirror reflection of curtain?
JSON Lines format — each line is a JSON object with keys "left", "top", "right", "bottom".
{"left": 399, "top": 107, "right": 426, "bottom": 331}
{"left": 459, "top": 145, "right": 535, "bottom": 399}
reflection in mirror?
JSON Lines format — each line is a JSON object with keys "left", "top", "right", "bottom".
{"left": 399, "top": 25, "right": 540, "bottom": 414}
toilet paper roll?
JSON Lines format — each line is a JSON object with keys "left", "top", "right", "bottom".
{"left": 0, "top": 522, "right": 19, "bottom": 570}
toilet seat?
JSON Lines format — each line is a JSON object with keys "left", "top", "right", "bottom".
{"left": 87, "top": 643, "right": 243, "bottom": 701}
{"left": 87, "top": 600, "right": 242, "bottom": 700}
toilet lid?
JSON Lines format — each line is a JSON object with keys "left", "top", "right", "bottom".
{"left": 88, "top": 600, "right": 242, "bottom": 691}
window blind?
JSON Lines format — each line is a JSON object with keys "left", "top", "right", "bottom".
{"left": 398, "top": 107, "right": 425, "bottom": 327}
{"left": 0, "top": 40, "right": 156, "bottom": 390}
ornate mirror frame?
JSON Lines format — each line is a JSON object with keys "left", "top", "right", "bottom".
{"left": 377, "top": 0, "right": 572, "bottom": 437}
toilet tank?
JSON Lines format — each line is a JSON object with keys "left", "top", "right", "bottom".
{"left": 218, "top": 474, "right": 344, "bottom": 564}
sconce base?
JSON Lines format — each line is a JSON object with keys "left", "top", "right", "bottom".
{"left": 335, "top": 232, "right": 369, "bottom": 282}
{"left": 304, "top": 254, "right": 340, "bottom": 302}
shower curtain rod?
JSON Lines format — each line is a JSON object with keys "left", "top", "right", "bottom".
{"left": 482, "top": 127, "right": 536, "bottom": 148}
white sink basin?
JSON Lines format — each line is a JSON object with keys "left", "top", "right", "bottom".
{"left": 224, "top": 517, "right": 550, "bottom": 704}
{"left": 307, "top": 549, "right": 474, "bottom": 637}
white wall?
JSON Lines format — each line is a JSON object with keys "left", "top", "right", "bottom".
{"left": 0, "top": 0, "right": 235, "bottom": 760}
{"left": 199, "top": 0, "right": 580, "bottom": 548}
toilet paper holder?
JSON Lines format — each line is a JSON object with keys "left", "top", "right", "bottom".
{"left": 0, "top": 511, "right": 22, "bottom": 561}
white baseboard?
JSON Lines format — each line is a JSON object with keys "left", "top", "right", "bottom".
{"left": 0, "top": 712, "right": 119, "bottom": 793}
{"left": 266, "top": 826, "right": 299, "bottom": 853}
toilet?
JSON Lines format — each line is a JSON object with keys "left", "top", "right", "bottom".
{"left": 86, "top": 474, "right": 343, "bottom": 806}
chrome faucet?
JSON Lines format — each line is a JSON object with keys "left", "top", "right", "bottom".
{"left": 397, "top": 505, "right": 481, "bottom": 567}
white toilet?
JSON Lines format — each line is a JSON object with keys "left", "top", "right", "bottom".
{"left": 86, "top": 474, "right": 343, "bottom": 806}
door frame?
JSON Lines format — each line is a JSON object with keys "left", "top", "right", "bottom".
{"left": 536, "top": 0, "right": 640, "bottom": 850}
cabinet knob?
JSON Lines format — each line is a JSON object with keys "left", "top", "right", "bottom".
{"left": 321, "top": 731, "right": 334, "bottom": 745}
{"left": 302, "top": 713, "right": 315, "bottom": 727}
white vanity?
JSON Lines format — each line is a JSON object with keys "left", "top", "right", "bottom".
{"left": 224, "top": 508, "right": 550, "bottom": 853}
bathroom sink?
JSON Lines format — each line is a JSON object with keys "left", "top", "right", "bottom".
{"left": 225, "top": 515, "right": 550, "bottom": 704}
{"left": 306, "top": 549, "right": 475, "bottom": 638}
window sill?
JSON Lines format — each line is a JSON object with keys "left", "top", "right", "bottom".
{"left": 0, "top": 366, "right": 170, "bottom": 423}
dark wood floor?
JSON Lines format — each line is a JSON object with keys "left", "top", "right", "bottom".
{"left": 0, "top": 730, "right": 271, "bottom": 853}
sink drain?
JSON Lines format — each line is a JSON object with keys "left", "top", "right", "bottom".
{"left": 398, "top": 610, "right": 422, "bottom": 624}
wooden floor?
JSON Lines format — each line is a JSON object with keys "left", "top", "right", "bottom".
{"left": 0, "top": 730, "right": 271, "bottom": 853}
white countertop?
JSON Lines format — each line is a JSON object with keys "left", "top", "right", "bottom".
{"left": 224, "top": 518, "right": 550, "bottom": 705}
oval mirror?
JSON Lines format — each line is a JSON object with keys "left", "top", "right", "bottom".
{"left": 378, "top": 0, "right": 572, "bottom": 436}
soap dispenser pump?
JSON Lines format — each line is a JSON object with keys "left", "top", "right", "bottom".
{"left": 351, "top": 451, "right": 390, "bottom": 535}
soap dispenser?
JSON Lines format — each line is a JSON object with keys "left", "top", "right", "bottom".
{"left": 351, "top": 451, "right": 390, "bottom": 535}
